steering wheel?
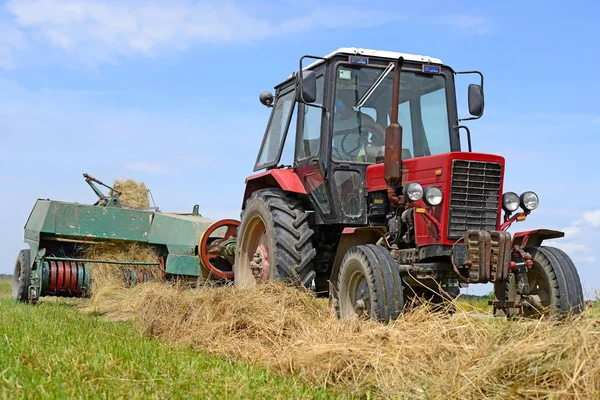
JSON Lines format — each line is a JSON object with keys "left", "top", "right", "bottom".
{"left": 336, "top": 122, "right": 385, "bottom": 159}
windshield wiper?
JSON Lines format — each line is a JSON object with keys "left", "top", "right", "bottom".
{"left": 354, "top": 62, "right": 395, "bottom": 110}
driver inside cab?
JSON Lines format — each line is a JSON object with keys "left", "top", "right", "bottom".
{"left": 332, "top": 90, "right": 385, "bottom": 163}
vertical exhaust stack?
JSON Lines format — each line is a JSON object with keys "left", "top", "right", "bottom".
{"left": 384, "top": 57, "right": 405, "bottom": 206}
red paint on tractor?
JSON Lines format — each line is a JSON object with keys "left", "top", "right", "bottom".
{"left": 512, "top": 229, "right": 565, "bottom": 248}
{"left": 367, "top": 152, "right": 506, "bottom": 246}
{"left": 242, "top": 169, "right": 307, "bottom": 208}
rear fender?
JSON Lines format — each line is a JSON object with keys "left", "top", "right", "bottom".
{"left": 512, "top": 229, "right": 564, "bottom": 248}
{"left": 242, "top": 169, "right": 307, "bottom": 209}
{"left": 329, "top": 227, "right": 387, "bottom": 287}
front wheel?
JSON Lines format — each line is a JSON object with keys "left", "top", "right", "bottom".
{"left": 507, "top": 246, "right": 584, "bottom": 317}
{"left": 234, "top": 189, "right": 316, "bottom": 287}
{"left": 336, "top": 244, "right": 404, "bottom": 321}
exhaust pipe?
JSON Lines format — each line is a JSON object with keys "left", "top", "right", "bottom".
{"left": 384, "top": 57, "right": 405, "bottom": 207}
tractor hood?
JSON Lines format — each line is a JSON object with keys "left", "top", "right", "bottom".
{"left": 366, "top": 151, "right": 506, "bottom": 246}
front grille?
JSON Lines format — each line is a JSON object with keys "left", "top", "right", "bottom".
{"left": 448, "top": 160, "right": 502, "bottom": 239}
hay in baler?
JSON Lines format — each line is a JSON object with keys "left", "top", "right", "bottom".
{"left": 80, "top": 242, "right": 162, "bottom": 296}
{"left": 110, "top": 179, "right": 149, "bottom": 208}
{"left": 82, "top": 179, "right": 160, "bottom": 298}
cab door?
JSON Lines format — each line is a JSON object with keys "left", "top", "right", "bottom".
{"left": 294, "top": 68, "right": 336, "bottom": 222}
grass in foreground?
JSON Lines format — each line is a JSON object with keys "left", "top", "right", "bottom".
{"left": 0, "top": 282, "right": 339, "bottom": 399}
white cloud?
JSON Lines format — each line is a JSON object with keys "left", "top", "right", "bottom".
{"left": 548, "top": 242, "right": 590, "bottom": 255}
{"left": 583, "top": 210, "right": 600, "bottom": 227}
{"left": 562, "top": 224, "right": 581, "bottom": 238}
{"left": 125, "top": 161, "right": 170, "bottom": 174}
{"left": 0, "top": 0, "right": 400, "bottom": 67}
{"left": 440, "top": 15, "right": 491, "bottom": 35}
{"left": 0, "top": 21, "right": 28, "bottom": 68}
{"left": 543, "top": 209, "right": 600, "bottom": 268}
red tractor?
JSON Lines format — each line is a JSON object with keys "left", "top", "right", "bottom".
{"left": 234, "top": 48, "right": 584, "bottom": 320}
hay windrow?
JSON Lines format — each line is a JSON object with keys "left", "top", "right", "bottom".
{"left": 110, "top": 179, "right": 149, "bottom": 208}
{"left": 82, "top": 282, "right": 600, "bottom": 399}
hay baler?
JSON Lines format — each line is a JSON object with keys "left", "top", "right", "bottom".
{"left": 12, "top": 174, "right": 239, "bottom": 303}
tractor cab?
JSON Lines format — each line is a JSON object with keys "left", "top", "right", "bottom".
{"left": 252, "top": 48, "right": 481, "bottom": 225}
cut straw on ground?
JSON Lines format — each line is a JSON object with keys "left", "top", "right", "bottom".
{"left": 82, "top": 282, "right": 600, "bottom": 399}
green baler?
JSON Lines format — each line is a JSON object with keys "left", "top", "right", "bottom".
{"left": 12, "top": 174, "right": 238, "bottom": 303}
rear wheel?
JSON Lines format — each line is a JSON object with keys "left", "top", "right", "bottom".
{"left": 336, "top": 245, "right": 404, "bottom": 321}
{"left": 235, "top": 189, "right": 316, "bottom": 287}
{"left": 507, "top": 246, "right": 584, "bottom": 317}
{"left": 12, "top": 249, "right": 31, "bottom": 302}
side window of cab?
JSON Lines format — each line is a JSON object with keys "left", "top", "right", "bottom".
{"left": 296, "top": 72, "right": 325, "bottom": 161}
{"left": 254, "top": 88, "right": 296, "bottom": 171}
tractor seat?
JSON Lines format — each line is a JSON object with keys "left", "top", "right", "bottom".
{"left": 365, "top": 146, "right": 413, "bottom": 162}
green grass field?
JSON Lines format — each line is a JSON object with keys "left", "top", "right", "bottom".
{"left": 0, "top": 279, "right": 340, "bottom": 399}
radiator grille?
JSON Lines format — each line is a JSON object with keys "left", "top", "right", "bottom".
{"left": 448, "top": 160, "right": 502, "bottom": 239}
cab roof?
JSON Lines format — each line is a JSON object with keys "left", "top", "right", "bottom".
{"left": 283, "top": 47, "right": 443, "bottom": 83}
{"left": 324, "top": 47, "right": 443, "bottom": 64}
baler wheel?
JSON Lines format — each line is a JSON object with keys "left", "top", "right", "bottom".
{"left": 198, "top": 219, "right": 240, "bottom": 280}
{"left": 336, "top": 245, "right": 404, "bottom": 321}
{"left": 12, "top": 249, "right": 31, "bottom": 303}
{"left": 506, "top": 246, "right": 584, "bottom": 317}
{"left": 235, "top": 188, "right": 316, "bottom": 287}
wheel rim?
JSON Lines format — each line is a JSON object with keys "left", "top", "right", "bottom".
{"left": 236, "top": 215, "right": 270, "bottom": 287}
{"left": 523, "top": 265, "right": 551, "bottom": 315}
{"left": 340, "top": 260, "right": 371, "bottom": 318}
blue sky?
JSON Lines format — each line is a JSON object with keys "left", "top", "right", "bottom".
{"left": 1, "top": 0, "right": 599, "bottom": 296}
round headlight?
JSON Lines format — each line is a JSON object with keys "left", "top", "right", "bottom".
{"left": 520, "top": 191, "right": 539, "bottom": 211}
{"left": 502, "top": 192, "right": 520, "bottom": 212}
{"left": 424, "top": 186, "right": 443, "bottom": 206}
{"left": 403, "top": 182, "right": 423, "bottom": 202}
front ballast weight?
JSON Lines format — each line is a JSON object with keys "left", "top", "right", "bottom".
{"left": 451, "top": 230, "right": 584, "bottom": 317}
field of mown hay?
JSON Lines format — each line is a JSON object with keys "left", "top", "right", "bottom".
{"left": 83, "top": 281, "right": 600, "bottom": 399}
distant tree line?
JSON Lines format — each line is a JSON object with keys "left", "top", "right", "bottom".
{"left": 0, "top": 274, "right": 13, "bottom": 280}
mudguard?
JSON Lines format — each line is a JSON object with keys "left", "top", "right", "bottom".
{"left": 512, "top": 229, "right": 564, "bottom": 248}
{"left": 242, "top": 169, "right": 307, "bottom": 208}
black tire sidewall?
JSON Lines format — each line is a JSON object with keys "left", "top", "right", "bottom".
{"left": 524, "top": 246, "right": 583, "bottom": 315}
{"left": 337, "top": 251, "right": 377, "bottom": 319}
{"left": 12, "top": 249, "right": 31, "bottom": 301}
{"left": 337, "top": 245, "right": 404, "bottom": 321}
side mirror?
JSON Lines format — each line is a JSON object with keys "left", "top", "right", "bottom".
{"left": 295, "top": 70, "right": 317, "bottom": 104}
{"left": 468, "top": 84, "right": 484, "bottom": 117}
{"left": 259, "top": 91, "right": 274, "bottom": 108}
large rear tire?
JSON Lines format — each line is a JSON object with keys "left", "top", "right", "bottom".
{"left": 235, "top": 188, "right": 316, "bottom": 287}
{"left": 336, "top": 244, "right": 404, "bottom": 321}
{"left": 507, "top": 246, "right": 584, "bottom": 317}
{"left": 12, "top": 249, "right": 31, "bottom": 302}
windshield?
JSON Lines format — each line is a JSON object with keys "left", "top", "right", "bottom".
{"left": 332, "top": 65, "right": 451, "bottom": 163}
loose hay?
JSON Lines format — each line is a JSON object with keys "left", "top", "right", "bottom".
{"left": 111, "top": 179, "right": 149, "bottom": 208}
{"left": 79, "top": 243, "right": 162, "bottom": 299}
{"left": 83, "top": 282, "right": 600, "bottom": 399}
